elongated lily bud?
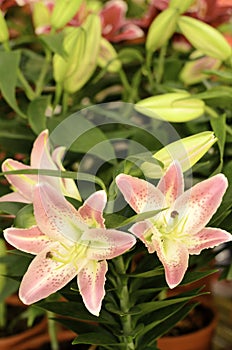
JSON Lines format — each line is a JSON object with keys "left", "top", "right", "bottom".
{"left": 53, "top": 27, "right": 84, "bottom": 84}
{"left": 63, "top": 14, "right": 101, "bottom": 93}
{"left": 98, "top": 37, "right": 121, "bottom": 73}
{"left": 146, "top": 8, "right": 179, "bottom": 53}
{"left": 154, "top": 131, "right": 217, "bottom": 172}
{"left": 178, "top": 16, "right": 232, "bottom": 61}
{"left": 169, "top": 0, "right": 195, "bottom": 14}
{"left": 51, "top": 0, "right": 82, "bottom": 29}
{"left": 141, "top": 131, "right": 217, "bottom": 178}
{"left": 135, "top": 92, "right": 205, "bottom": 122}
{"left": 0, "top": 10, "right": 9, "bottom": 43}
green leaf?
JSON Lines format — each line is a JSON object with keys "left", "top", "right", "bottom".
{"left": 0, "top": 202, "right": 25, "bottom": 215}
{"left": 0, "top": 50, "right": 26, "bottom": 118}
{"left": 104, "top": 208, "right": 167, "bottom": 229}
{"left": 27, "top": 96, "right": 50, "bottom": 134}
{"left": 144, "top": 303, "right": 197, "bottom": 347}
{"left": 132, "top": 294, "right": 198, "bottom": 317}
{"left": 0, "top": 169, "right": 106, "bottom": 191}
{"left": 48, "top": 114, "right": 116, "bottom": 163}
{"left": 126, "top": 268, "right": 164, "bottom": 278}
{"left": 210, "top": 113, "right": 226, "bottom": 173}
{"left": 204, "top": 69, "right": 232, "bottom": 82}
{"left": 39, "top": 32, "right": 66, "bottom": 57}
{"left": 73, "top": 331, "right": 118, "bottom": 345}
{"left": 37, "top": 301, "right": 116, "bottom": 325}
{"left": 14, "top": 204, "right": 36, "bottom": 228}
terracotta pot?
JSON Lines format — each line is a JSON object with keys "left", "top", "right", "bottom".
{"left": 1, "top": 294, "right": 76, "bottom": 350}
{"left": 0, "top": 314, "right": 47, "bottom": 350}
{"left": 157, "top": 302, "right": 218, "bottom": 350}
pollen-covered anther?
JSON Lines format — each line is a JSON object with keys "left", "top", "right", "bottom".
{"left": 170, "top": 210, "right": 179, "bottom": 218}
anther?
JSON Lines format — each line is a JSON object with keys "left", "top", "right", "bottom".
{"left": 171, "top": 210, "right": 179, "bottom": 219}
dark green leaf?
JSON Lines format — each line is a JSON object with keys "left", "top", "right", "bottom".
{"left": 73, "top": 331, "right": 118, "bottom": 345}
{"left": 0, "top": 50, "right": 26, "bottom": 118}
{"left": 37, "top": 301, "right": 117, "bottom": 325}
{"left": 210, "top": 114, "right": 226, "bottom": 173}
{"left": 39, "top": 32, "right": 66, "bottom": 57}
{"left": 0, "top": 202, "right": 25, "bottom": 215}
{"left": 28, "top": 96, "right": 50, "bottom": 134}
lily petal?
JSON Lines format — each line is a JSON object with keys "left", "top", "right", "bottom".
{"left": 78, "top": 260, "right": 108, "bottom": 316}
{"left": 30, "top": 129, "right": 54, "bottom": 169}
{"left": 52, "top": 146, "right": 81, "bottom": 201}
{"left": 78, "top": 191, "right": 107, "bottom": 228}
{"left": 116, "top": 174, "right": 165, "bottom": 213}
{"left": 129, "top": 221, "right": 155, "bottom": 253}
{"left": 34, "top": 183, "right": 87, "bottom": 242}
{"left": 19, "top": 243, "right": 78, "bottom": 305}
{"left": 4, "top": 226, "right": 52, "bottom": 254}
{"left": 188, "top": 227, "right": 232, "bottom": 254}
{"left": 157, "top": 161, "right": 184, "bottom": 206}
{"left": 154, "top": 239, "right": 189, "bottom": 289}
{"left": 2, "top": 159, "right": 37, "bottom": 201}
{"left": 0, "top": 192, "right": 30, "bottom": 203}
{"left": 174, "top": 174, "right": 228, "bottom": 234}
{"left": 82, "top": 228, "right": 136, "bottom": 260}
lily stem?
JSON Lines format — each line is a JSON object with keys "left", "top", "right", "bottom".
{"left": 47, "top": 311, "right": 59, "bottom": 350}
{"left": 115, "top": 256, "right": 135, "bottom": 350}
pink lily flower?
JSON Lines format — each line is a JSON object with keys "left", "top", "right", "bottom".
{"left": 116, "top": 161, "right": 232, "bottom": 289}
{"left": 0, "top": 129, "right": 80, "bottom": 203}
{"left": 4, "top": 184, "right": 136, "bottom": 315}
{"left": 100, "top": 0, "right": 144, "bottom": 43}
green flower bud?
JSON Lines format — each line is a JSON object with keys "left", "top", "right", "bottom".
{"left": 98, "top": 37, "right": 121, "bottom": 73}
{"left": 64, "top": 14, "right": 101, "bottom": 93}
{"left": 53, "top": 27, "right": 84, "bottom": 84}
{"left": 53, "top": 14, "right": 101, "bottom": 94}
{"left": 0, "top": 10, "right": 9, "bottom": 43}
{"left": 178, "top": 16, "right": 232, "bottom": 61}
{"left": 146, "top": 8, "right": 179, "bottom": 53}
{"left": 169, "top": 0, "right": 195, "bottom": 14}
{"left": 141, "top": 131, "right": 217, "bottom": 178}
{"left": 51, "top": 0, "right": 82, "bottom": 30}
{"left": 135, "top": 92, "right": 205, "bottom": 122}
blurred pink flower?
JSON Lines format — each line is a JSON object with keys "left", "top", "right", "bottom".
{"left": 100, "top": 0, "right": 144, "bottom": 42}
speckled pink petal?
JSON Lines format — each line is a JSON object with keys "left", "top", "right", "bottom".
{"left": 82, "top": 228, "right": 136, "bottom": 260}
{"left": 155, "top": 239, "right": 189, "bottom": 289}
{"left": 129, "top": 221, "right": 155, "bottom": 253}
{"left": 157, "top": 161, "right": 184, "bottom": 206}
{"left": 3, "top": 226, "right": 52, "bottom": 254}
{"left": 116, "top": 174, "right": 165, "bottom": 213}
{"left": 2, "top": 159, "right": 37, "bottom": 202}
{"left": 34, "top": 183, "right": 87, "bottom": 242}
{"left": 188, "top": 227, "right": 232, "bottom": 254}
{"left": 0, "top": 192, "right": 30, "bottom": 203}
{"left": 174, "top": 174, "right": 228, "bottom": 235}
{"left": 19, "top": 243, "right": 78, "bottom": 305}
{"left": 78, "top": 191, "right": 107, "bottom": 228}
{"left": 52, "top": 147, "right": 81, "bottom": 201}
{"left": 78, "top": 260, "right": 108, "bottom": 316}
